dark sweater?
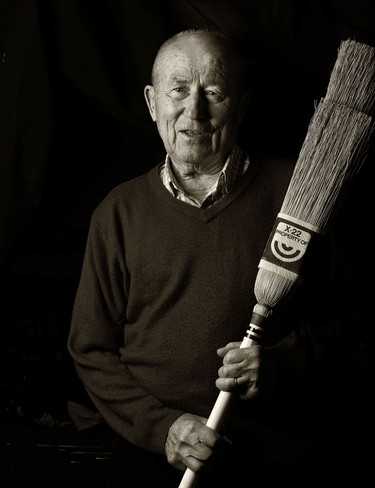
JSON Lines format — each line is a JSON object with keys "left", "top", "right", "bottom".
{"left": 68, "top": 155, "right": 338, "bottom": 457}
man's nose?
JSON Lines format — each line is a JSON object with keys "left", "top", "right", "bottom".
{"left": 184, "top": 91, "right": 208, "bottom": 119}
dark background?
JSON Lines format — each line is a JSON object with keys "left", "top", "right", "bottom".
{"left": 0, "top": 1, "right": 374, "bottom": 486}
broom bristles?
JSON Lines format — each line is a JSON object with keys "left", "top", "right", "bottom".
{"left": 280, "top": 100, "right": 373, "bottom": 228}
{"left": 253, "top": 38, "right": 375, "bottom": 321}
{"left": 254, "top": 268, "right": 295, "bottom": 309}
{"left": 325, "top": 39, "right": 375, "bottom": 114}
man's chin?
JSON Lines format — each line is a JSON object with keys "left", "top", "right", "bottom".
{"left": 173, "top": 154, "right": 210, "bottom": 166}
{"left": 170, "top": 146, "right": 213, "bottom": 165}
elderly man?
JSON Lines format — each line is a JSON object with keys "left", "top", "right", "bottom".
{"left": 68, "top": 29, "right": 340, "bottom": 486}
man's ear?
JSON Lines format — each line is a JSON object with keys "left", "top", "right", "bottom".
{"left": 144, "top": 85, "right": 157, "bottom": 122}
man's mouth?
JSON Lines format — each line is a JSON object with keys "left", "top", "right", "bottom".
{"left": 179, "top": 129, "right": 207, "bottom": 137}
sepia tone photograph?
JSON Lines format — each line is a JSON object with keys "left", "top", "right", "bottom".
{"left": 1, "top": 1, "right": 374, "bottom": 487}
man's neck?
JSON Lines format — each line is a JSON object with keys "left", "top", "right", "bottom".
{"left": 171, "top": 161, "right": 223, "bottom": 200}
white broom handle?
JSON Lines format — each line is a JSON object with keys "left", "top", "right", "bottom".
{"left": 178, "top": 336, "right": 255, "bottom": 488}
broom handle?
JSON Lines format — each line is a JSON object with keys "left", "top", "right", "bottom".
{"left": 178, "top": 335, "right": 255, "bottom": 488}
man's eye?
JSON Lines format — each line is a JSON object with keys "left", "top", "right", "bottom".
{"left": 172, "top": 87, "right": 188, "bottom": 94}
{"left": 170, "top": 87, "right": 188, "bottom": 99}
{"left": 205, "top": 91, "right": 224, "bottom": 101}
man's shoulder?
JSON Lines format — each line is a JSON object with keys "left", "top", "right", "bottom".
{"left": 91, "top": 163, "right": 162, "bottom": 220}
{"left": 102, "top": 164, "right": 161, "bottom": 202}
{"left": 256, "top": 152, "right": 296, "bottom": 170}
{"left": 114, "top": 164, "right": 160, "bottom": 192}
{"left": 251, "top": 151, "right": 296, "bottom": 184}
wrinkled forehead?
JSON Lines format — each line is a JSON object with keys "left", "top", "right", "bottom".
{"left": 155, "top": 34, "right": 236, "bottom": 88}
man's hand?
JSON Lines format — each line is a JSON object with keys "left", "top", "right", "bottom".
{"left": 216, "top": 341, "right": 278, "bottom": 399}
{"left": 165, "top": 413, "right": 231, "bottom": 472}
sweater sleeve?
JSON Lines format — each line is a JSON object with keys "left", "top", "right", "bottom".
{"left": 67, "top": 210, "right": 184, "bottom": 455}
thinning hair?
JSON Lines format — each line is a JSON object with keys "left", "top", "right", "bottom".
{"left": 150, "top": 28, "right": 247, "bottom": 92}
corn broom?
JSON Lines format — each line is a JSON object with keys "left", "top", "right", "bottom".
{"left": 179, "top": 39, "right": 375, "bottom": 488}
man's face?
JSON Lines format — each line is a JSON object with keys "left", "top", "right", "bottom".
{"left": 144, "top": 34, "right": 247, "bottom": 168}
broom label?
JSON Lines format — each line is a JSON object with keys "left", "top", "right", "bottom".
{"left": 259, "top": 214, "right": 322, "bottom": 282}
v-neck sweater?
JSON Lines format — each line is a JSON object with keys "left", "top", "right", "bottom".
{"left": 68, "top": 154, "right": 335, "bottom": 456}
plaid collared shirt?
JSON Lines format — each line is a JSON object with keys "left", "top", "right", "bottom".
{"left": 159, "top": 145, "right": 250, "bottom": 208}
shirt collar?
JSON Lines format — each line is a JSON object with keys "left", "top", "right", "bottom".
{"left": 160, "top": 146, "right": 249, "bottom": 207}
